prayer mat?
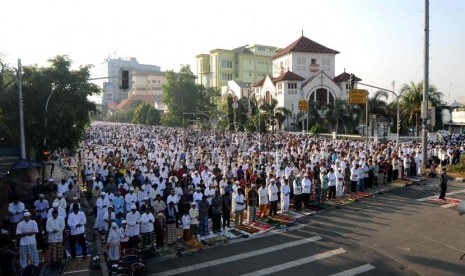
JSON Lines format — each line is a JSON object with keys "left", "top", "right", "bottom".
{"left": 270, "top": 214, "right": 292, "bottom": 224}
{"left": 427, "top": 197, "right": 461, "bottom": 206}
{"left": 286, "top": 211, "right": 305, "bottom": 220}
{"left": 176, "top": 227, "right": 183, "bottom": 239}
{"left": 249, "top": 220, "right": 273, "bottom": 231}
{"left": 235, "top": 224, "right": 260, "bottom": 234}
{"left": 224, "top": 228, "right": 244, "bottom": 239}
{"left": 185, "top": 238, "right": 204, "bottom": 250}
{"left": 202, "top": 235, "right": 228, "bottom": 246}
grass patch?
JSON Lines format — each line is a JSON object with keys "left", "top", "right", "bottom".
{"left": 447, "top": 155, "right": 465, "bottom": 178}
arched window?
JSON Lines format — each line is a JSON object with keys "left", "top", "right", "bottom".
{"left": 308, "top": 88, "right": 335, "bottom": 107}
{"left": 265, "top": 91, "right": 272, "bottom": 105}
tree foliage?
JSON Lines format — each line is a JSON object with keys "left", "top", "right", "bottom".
{"left": 400, "top": 81, "right": 443, "bottom": 135}
{"left": 162, "top": 65, "right": 218, "bottom": 127}
{"left": 132, "top": 102, "right": 161, "bottom": 125}
{"left": 0, "top": 56, "right": 99, "bottom": 158}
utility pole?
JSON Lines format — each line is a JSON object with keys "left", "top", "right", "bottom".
{"left": 18, "top": 59, "right": 26, "bottom": 159}
{"left": 422, "top": 0, "right": 430, "bottom": 167}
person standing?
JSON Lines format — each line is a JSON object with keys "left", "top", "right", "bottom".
{"left": 247, "top": 185, "right": 258, "bottom": 223}
{"left": 106, "top": 223, "right": 121, "bottom": 262}
{"left": 8, "top": 196, "right": 25, "bottom": 238}
{"left": 211, "top": 190, "right": 223, "bottom": 233}
{"left": 221, "top": 193, "right": 231, "bottom": 230}
{"left": 234, "top": 189, "right": 246, "bottom": 226}
{"left": 327, "top": 168, "right": 337, "bottom": 200}
{"left": 67, "top": 204, "right": 87, "bottom": 259}
{"left": 280, "top": 179, "right": 290, "bottom": 213}
{"left": 197, "top": 196, "right": 210, "bottom": 236}
{"left": 119, "top": 220, "right": 130, "bottom": 253}
{"left": 34, "top": 194, "right": 49, "bottom": 231}
{"left": 46, "top": 210, "right": 65, "bottom": 269}
{"left": 155, "top": 213, "right": 166, "bottom": 248}
{"left": 16, "top": 212, "right": 39, "bottom": 269}
{"left": 293, "top": 176, "right": 303, "bottom": 211}
{"left": 165, "top": 201, "right": 177, "bottom": 245}
{"left": 258, "top": 182, "right": 269, "bottom": 218}
{"left": 302, "top": 175, "right": 312, "bottom": 208}
{"left": 268, "top": 179, "right": 279, "bottom": 216}
{"left": 181, "top": 211, "right": 191, "bottom": 241}
{"left": 140, "top": 208, "right": 155, "bottom": 249}
{"left": 189, "top": 202, "right": 199, "bottom": 238}
{"left": 320, "top": 171, "right": 329, "bottom": 203}
{"left": 439, "top": 167, "right": 448, "bottom": 201}
{"left": 125, "top": 206, "right": 141, "bottom": 249}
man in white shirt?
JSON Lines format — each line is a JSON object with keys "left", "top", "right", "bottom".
{"left": 140, "top": 208, "right": 155, "bottom": 248}
{"left": 47, "top": 202, "right": 67, "bottom": 220}
{"left": 302, "top": 175, "right": 312, "bottom": 208}
{"left": 53, "top": 193, "right": 67, "bottom": 210}
{"left": 46, "top": 210, "right": 65, "bottom": 267}
{"left": 234, "top": 188, "right": 246, "bottom": 226}
{"left": 258, "top": 181, "right": 269, "bottom": 218}
{"left": 280, "top": 178, "right": 291, "bottom": 213}
{"left": 125, "top": 188, "right": 137, "bottom": 213}
{"left": 16, "top": 212, "right": 39, "bottom": 268}
{"left": 268, "top": 179, "right": 279, "bottom": 216}
{"left": 8, "top": 196, "right": 25, "bottom": 237}
{"left": 327, "top": 168, "right": 337, "bottom": 199}
{"left": 34, "top": 194, "right": 49, "bottom": 230}
{"left": 125, "top": 205, "right": 141, "bottom": 248}
{"left": 67, "top": 204, "right": 87, "bottom": 259}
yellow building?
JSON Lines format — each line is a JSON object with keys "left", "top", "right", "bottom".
{"left": 196, "top": 44, "right": 279, "bottom": 89}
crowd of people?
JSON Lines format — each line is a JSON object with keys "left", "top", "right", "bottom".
{"left": 1, "top": 122, "right": 463, "bottom": 274}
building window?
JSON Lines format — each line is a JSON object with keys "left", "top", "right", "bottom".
{"left": 288, "top": 83, "right": 297, "bottom": 89}
{"left": 221, "top": 60, "right": 233, "bottom": 68}
{"left": 221, "top": 73, "right": 233, "bottom": 81}
{"left": 311, "top": 59, "right": 317, "bottom": 65}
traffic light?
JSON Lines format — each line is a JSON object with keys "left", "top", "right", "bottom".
{"left": 397, "top": 120, "right": 401, "bottom": 130}
{"left": 121, "top": 70, "right": 129, "bottom": 89}
{"left": 349, "top": 73, "right": 356, "bottom": 89}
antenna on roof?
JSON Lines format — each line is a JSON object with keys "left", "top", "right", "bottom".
{"left": 344, "top": 68, "right": 346, "bottom": 73}
{"left": 301, "top": 30, "right": 304, "bottom": 36}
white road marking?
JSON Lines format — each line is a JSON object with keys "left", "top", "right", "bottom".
{"left": 417, "top": 189, "right": 465, "bottom": 201}
{"left": 150, "top": 235, "right": 322, "bottom": 276}
{"left": 238, "top": 248, "right": 346, "bottom": 276}
{"left": 330, "top": 263, "right": 376, "bottom": 276}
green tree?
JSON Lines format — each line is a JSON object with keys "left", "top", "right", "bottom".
{"left": 275, "top": 106, "right": 292, "bottom": 131}
{"left": 162, "top": 65, "right": 217, "bottom": 127}
{"left": 132, "top": 102, "right": 160, "bottom": 125}
{"left": 367, "top": 90, "right": 388, "bottom": 136}
{"left": 0, "top": 56, "right": 99, "bottom": 158}
{"left": 400, "top": 81, "right": 443, "bottom": 135}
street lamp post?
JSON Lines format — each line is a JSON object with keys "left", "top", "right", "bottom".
{"left": 358, "top": 82, "right": 403, "bottom": 150}
{"left": 43, "top": 85, "right": 56, "bottom": 147}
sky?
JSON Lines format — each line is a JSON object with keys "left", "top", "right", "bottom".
{"left": 2, "top": 0, "right": 464, "bottom": 104}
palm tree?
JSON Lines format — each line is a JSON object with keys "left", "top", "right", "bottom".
{"left": 260, "top": 98, "right": 279, "bottom": 131}
{"left": 400, "top": 82, "right": 443, "bottom": 135}
{"left": 275, "top": 106, "right": 292, "bottom": 131}
{"left": 367, "top": 90, "right": 388, "bottom": 136}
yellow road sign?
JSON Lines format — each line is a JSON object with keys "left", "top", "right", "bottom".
{"left": 349, "top": 89, "right": 367, "bottom": 104}
{"left": 298, "top": 99, "right": 309, "bottom": 110}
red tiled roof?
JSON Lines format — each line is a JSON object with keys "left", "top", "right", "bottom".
{"left": 116, "top": 94, "right": 157, "bottom": 110}
{"left": 273, "top": 36, "right": 339, "bottom": 59}
{"left": 273, "top": 71, "right": 305, "bottom": 82}
{"left": 251, "top": 77, "right": 267, "bottom": 87}
{"left": 333, "top": 72, "right": 362, "bottom": 83}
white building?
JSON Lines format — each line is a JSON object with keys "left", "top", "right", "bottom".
{"left": 103, "top": 57, "right": 161, "bottom": 106}
{"left": 252, "top": 35, "right": 360, "bottom": 128}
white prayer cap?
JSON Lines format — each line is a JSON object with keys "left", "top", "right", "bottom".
{"left": 57, "top": 193, "right": 62, "bottom": 197}
{"left": 100, "top": 192, "right": 106, "bottom": 196}
{"left": 52, "top": 202, "right": 59, "bottom": 208}
{"left": 131, "top": 205, "right": 137, "bottom": 210}
{"left": 24, "top": 212, "right": 31, "bottom": 217}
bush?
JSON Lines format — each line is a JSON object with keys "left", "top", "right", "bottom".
{"left": 310, "top": 123, "right": 327, "bottom": 135}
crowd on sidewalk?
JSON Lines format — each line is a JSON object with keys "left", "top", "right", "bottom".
{"left": 1, "top": 123, "right": 463, "bottom": 274}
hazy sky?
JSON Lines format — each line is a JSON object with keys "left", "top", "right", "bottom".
{"left": 2, "top": 0, "right": 464, "bottom": 104}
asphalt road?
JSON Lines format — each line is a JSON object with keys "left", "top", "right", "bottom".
{"left": 147, "top": 178, "right": 465, "bottom": 276}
